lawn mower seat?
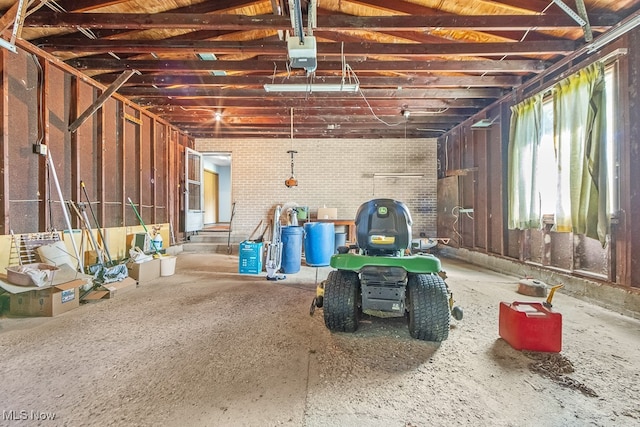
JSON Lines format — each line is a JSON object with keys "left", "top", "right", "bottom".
{"left": 355, "top": 199, "right": 412, "bottom": 256}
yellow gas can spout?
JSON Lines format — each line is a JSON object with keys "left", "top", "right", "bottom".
{"left": 543, "top": 284, "right": 564, "bottom": 309}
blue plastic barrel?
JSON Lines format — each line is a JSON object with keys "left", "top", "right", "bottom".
{"left": 304, "top": 222, "right": 335, "bottom": 266}
{"left": 281, "top": 226, "right": 304, "bottom": 274}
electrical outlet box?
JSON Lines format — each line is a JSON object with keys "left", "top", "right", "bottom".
{"left": 33, "top": 144, "right": 48, "bottom": 155}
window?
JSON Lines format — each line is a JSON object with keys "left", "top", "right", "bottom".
{"left": 508, "top": 59, "right": 618, "bottom": 246}
{"left": 538, "top": 97, "right": 556, "bottom": 216}
{"left": 604, "top": 65, "right": 618, "bottom": 215}
{"left": 533, "top": 64, "right": 618, "bottom": 222}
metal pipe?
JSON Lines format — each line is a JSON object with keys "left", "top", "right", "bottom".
{"left": 47, "top": 150, "right": 83, "bottom": 272}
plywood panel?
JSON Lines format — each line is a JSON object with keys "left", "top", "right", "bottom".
{"left": 7, "top": 51, "right": 41, "bottom": 233}
{"left": 575, "top": 235, "right": 609, "bottom": 277}
{"left": 103, "top": 98, "right": 123, "bottom": 227}
{"left": 437, "top": 176, "right": 459, "bottom": 247}
{"left": 155, "top": 122, "right": 167, "bottom": 223}
{"left": 474, "top": 129, "right": 487, "bottom": 250}
{"left": 75, "top": 80, "right": 99, "bottom": 207}
{"left": 488, "top": 119, "right": 506, "bottom": 255}
{"left": 549, "top": 231, "right": 573, "bottom": 270}
{"left": 124, "top": 105, "right": 140, "bottom": 226}
{"left": 460, "top": 128, "right": 474, "bottom": 247}
{"left": 140, "top": 113, "right": 153, "bottom": 224}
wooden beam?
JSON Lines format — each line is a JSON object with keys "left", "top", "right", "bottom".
{"left": 124, "top": 113, "right": 142, "bottom": 125}
{"left": 0, "top": 0, "right": 21, "bottom": 33}
{"left": 166, "top": 113, "right": 462, "bottom": 124}
{"left": 0, "top": 48, "right": 7, "bottom": 234}
{"left": 38, "top": 39, "right": 578, "bottom": 56}
{"left": 53, "top": 0, "right": 263, "bottom": 13}
{"left": 24, "top": 12, "right": 619, "bottom": 31}
{"left": 94, "top": 73, "right": 523, "bottom": 88}
{"left": 67, "top": 58, "right": 546, "bottom": 73}
{"left": 54, "top": 0, "right": 131, "bottom": 12}
{"left": 177, "top": 127, "right": 447, "bottom": 138}
{"left": 0, "top": 0, "right": 28, "bottom": 52}
{"left": 135, "top": 97, "right": 491, "bottom": 109}
{"left": 118, "top": 87, "right": 504, "bottom": 99}
{"left": 155, "top": 108, "right": 476, "bottom": 119}
{"left": 69, "top": 69, "right": 140, "bottom": 132}
{"left": 445, "top": 167, "right": 479, "bottom": 176}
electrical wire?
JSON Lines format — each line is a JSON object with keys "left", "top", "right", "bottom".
{"left": 357, "top": 87, "right": 405, "bottom": 127}
{"left": 451, "top": 206, "right": 463, "bottom": 245}
{"left": 416, "top": 128, "right": 447, "bottom": 133}
{"left": 42, "top": 0, "right": 121, "bottom": 59}
{"left": 24, "top": 0, "right": 48, "bottom": 17}
{"left": 407, "top": 107, "right": 450, "bottom": 115}
{"left": 477, "top": 1, "right": 557, "bottom": 78}
{"left": 30, "top": 52, "right": 56, "bottom": 230}
{"left": 450, "top": 206, "right": 474, "bottom": 246}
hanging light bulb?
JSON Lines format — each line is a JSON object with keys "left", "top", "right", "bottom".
{"left": 285, "top": 150, "right": 298, "bottom": 188}
{"left": 285, "top": 108, "right": 298, "bottom": 187}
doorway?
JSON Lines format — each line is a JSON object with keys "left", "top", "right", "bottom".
{"left": 202, "top": 153, "right": 232, "bottom": 227}
{"left": 204, "top": 170, "right": 219, "bottom": 224}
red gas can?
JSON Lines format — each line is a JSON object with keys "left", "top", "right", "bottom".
{"left": 499, "top": 302, "right": 562, "bottom": 353}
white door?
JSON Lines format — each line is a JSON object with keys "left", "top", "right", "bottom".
{"left": 185, "top": 148, "right": 204, "bottom": 232}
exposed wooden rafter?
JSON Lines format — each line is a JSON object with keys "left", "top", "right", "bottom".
{"left": 23, "top": 12, "right": 619, "bottom": 31}
{"left": 3, "top": 0, "right": 633, "bottom": 138}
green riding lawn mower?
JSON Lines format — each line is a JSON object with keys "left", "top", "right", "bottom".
{"left": 312, "top": 198, "right": 463, "bottom": 342}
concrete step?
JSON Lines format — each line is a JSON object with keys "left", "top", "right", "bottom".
{"left": 188, "top": 235, "right": 230, "bottom": 244}
{"left": 182, "top": 241, "right": 240, "bottom": 254}
{"left": 187, "top": 230, "right": 241, "bottom": 244}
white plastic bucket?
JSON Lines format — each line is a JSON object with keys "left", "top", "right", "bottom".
{"left": 160, "top": 255, "right": 177, "bottom": 276}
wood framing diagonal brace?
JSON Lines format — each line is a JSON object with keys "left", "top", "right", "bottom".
{"left": 69, "top": 69, "right": 141, "bottom": 133}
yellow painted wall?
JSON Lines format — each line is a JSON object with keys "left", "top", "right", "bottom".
{"left": 0, "top": 223, "right": 170, "bottom": 274}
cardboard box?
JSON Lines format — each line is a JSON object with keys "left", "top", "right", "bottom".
{"left": 317, "top": 207, "right": 338, "bottom": 219}
{"left": 9, "top": 279, "right": 83, "bottom": 317}
{"left": 81, "top": 277, "right": 137, "bottom": 301}
{"left": 126, "top": 258, "right": 161, "bottom": 282}
{"left": 103, "top": 277, "right": 137, "bottom": 298}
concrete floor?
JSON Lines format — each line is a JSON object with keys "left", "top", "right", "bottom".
{"left": 1, "top": 252, "right": 639, "bottom": 426}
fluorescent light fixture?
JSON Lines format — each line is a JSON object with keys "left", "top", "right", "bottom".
{"left": 264, "top": 83, "right": 359, "bottom": 93}
{"left": 198, "top": 53, "right": 217, "bottom": 60}
{"left": 471, "top": 117, "right": 499, "bottom": 129}
{"left": 374, "top": 172, "right": 425, "bottom": 178}
{"left": 587, "top": 13, "right": 640, "bottom": 53}
{"left": 197, "top": 53, "right": 227, "bottom": 76}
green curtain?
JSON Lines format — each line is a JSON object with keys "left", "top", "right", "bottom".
{"left": 553, "top": 62, "right": 609, "bottom": 245}
{"left": 507, "top": 93, "right": 543, "bottom": 230}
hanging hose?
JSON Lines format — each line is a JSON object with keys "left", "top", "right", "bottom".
{"left": 128, "top": 197, "right": 156, "bottom": 253}
{"left": 127, "top": 197, "right": 149, "bottom": 235}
